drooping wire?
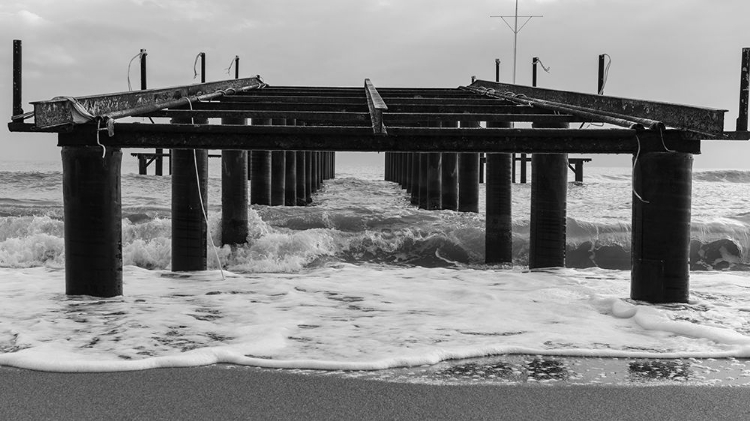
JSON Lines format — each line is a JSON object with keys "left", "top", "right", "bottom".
{"left": 225, "top": 56, "right": 238, "bottom": 76}
{"left": 184, "top": 96, "right": 226, "bottom": 280}
{"left": 598, "top": 54, "right": 612, "bottom": 95}
{"left": 632, "top": 134, "right": 650, "bottom": 204}
{"left": 193, "top": 53, "right": 202, "bottom": 80}
{"left": 126, "top": 51, "right": 145, "bottom": 91}
{"left": 534, "top": 57, "right": 551, "bottom": 73}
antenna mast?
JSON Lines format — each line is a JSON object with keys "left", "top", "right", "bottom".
{"left": 491, "top": 0, "right": 542, "bottom": 84}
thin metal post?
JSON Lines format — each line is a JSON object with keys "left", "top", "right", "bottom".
{"left": 532, "top": 57, "right": 538, "bottom": 88}
{"left": 738, "top": 48, "right": 750, "bottom": 132}
{"left": 234, "top": 56, "right": 240, "bottom": 80}
{"left": 200, "top": 52, "right": 206, "bottom": 83}
{"left": 495, "top": 59, "right": 500, "bottom": 83}
{"left": 12, "top": 40, "right": 23, "bottom": 120}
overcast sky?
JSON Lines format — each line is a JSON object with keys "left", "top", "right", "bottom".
{"left": 1, "top": 0, "right": 749, "bottom": 168}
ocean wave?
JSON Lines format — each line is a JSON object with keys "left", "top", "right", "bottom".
{"left": 693, "top": 169, "right": 750, "bottom": 183}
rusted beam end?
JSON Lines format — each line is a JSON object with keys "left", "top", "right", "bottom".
{"left": 364, "top": 78, "right": 388, "bottom": 134}
{"left": 31, "top": 77, "right": 265, "bottom": 129}
{"left": 468, "top": 79, "right": 726, "bottom": 137}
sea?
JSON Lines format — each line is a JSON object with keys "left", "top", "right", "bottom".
{"left": 1, "top": 156, "right": 750, "bottom": 385}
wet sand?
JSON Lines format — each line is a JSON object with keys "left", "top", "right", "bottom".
{"left": 1, "top": 363, "right": 749, "bottom": 421}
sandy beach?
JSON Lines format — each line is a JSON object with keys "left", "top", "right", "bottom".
{"left": 1, "top": 363, "right": 749, "bottom": 421}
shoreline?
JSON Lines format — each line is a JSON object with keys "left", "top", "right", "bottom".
{"left": 1, "top": 361, "right": 749, "bottom": 421}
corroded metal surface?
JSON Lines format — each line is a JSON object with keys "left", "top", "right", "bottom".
{"left": 469, "top": 79, "right": 726, "bottom": 136}
{"left": 32, "top": 77, "right": 264, "bottom": 129}
{"left": 56, "top": 123, "right": 699, "bottom": 154}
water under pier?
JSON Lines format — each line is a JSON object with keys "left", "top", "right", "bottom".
{"left": 8, "top": 40, "right": 750, "bottom": 305}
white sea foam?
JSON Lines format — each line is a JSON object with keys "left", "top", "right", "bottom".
{"left": 1, "top": 265, "right": 750, "bottom": 372}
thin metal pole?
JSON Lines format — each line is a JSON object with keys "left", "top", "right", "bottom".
{"left": 532, "top": 57, "right": 538, "bottom": 88}
{"left": 738, "top": 48, "right": 750, "bottom": 132}
{"left": 12, "top": 40, "right": 23, "bottom": 120}
{"left": 200, "top": 52, "right": 206, "bottom": 84}
{"left": 139, "top": 49, "right": 147, "bottom": 90}
{"left": 495, "top": 59, "right": 500, "bottom": 83}
{"left": 235, "top": 56, "right": 240, "bottom": 80}
{"left": 513, "top": 0, "right": 518, "bottom": 84}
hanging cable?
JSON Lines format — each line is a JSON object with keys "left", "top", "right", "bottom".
{"left": 193, "top": 53, "right": 202, "bottom": 80}
{"left": 126, "top": 51, "right": 145, "bottom": 91}
{"left": 533, "top": 57, "right": 551, "bottom": 73}
{"left": 225, "top": 56, "right": 238, "bottom": 75}
{"left": 632, "top": 134, "right": 650, "bottom": 204}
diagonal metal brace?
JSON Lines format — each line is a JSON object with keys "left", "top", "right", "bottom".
{"left": 364, "top": 78, "right": 388, "bottom": 135}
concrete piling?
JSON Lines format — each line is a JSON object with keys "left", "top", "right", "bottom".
{"left": 62, "top": 145, "right": 123, "bottom": 297}
{"left": 631, "top": 152, "right": 693, "bottom": 303}
{"left": 220, "top": 117, "right": 248, "bottom": 246}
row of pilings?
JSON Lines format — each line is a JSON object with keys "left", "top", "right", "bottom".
{"left": 383, "top": 122, "right": 694, "bottom": 304}
{"left": 62, "top": 117, "right": 334, "bottom": 297}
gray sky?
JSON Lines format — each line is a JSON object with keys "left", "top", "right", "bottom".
{"left": 1, "top": 0, "right": 749, "bottom": 168}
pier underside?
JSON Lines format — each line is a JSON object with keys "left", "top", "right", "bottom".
{"left": 8, "top": 75, "right": 730, "bottom": 303}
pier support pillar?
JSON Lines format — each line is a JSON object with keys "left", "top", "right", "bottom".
{"left": 295, "top": 151, "right": 306, "bottom": 206}
{"left": 171, "top": 148, "right": 208, "bottom": 271}
{"left": 441, "top": 121, "right": 458, "bottom": 211}
{"left": 221, "top": 117, "right": 248, "bottom": 246}
{"left": 485, "top": 121, "right": 513, "bottom": 264}
{"left": 427, "top": 153, "right": 442, "bottom": 210}
{"left": 285, "top": 151, "right": 297, "bottom": 206}
{"left": 62, "top": 145, "right": 122, "bottom": 297}
{"left": 271, "top": 151, "right": 286, "bottom": 206}
{"left": 529, "top": 122, "right": 569, "bottom": 269}
{"left": 418, "top": 153, "right": 428, "bottom": 209}
{"left": 410, "top": 153, "right": 419, "bottom": 205}
{"left": 632, "top": 152, "right": 692, "bottom": 303}
{"left": 250, "top": 119, "right": 272, "bottom": 205}
{"left": 459, "top": 121, "right": 480, "bottom": 213}
{"left": 305, "top": 151, "right": 313, "bottom": 202}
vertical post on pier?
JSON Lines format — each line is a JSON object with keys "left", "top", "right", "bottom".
{"left": 427, "top": 152, "right": 442, "bottom": 210}
{"left": 631, "top": 152, "right": 692, "bottom": 303}
{"left": 486, "top": 122, "right": 513, "bottom": 264}
{"left": 312, "top": 152, "right": 320, "bottom": 192}
{"left": 234, "top": 56, "right": 240, "bottom": 80}
{"left": 12, "top": 40, "right": 23, "bottom": 120}
{"left": 285, "top": 150, "right": 297, "bottom": 206}
{"left": 495, "top": 58, "right": 501, "bottom": 84}
{"left": 61, "top": 143, "right": 122, "bottom": 297}
{"left": 418, "top": 153, "right": 428, "bottom": 209}
{"left": 383, "top": 152, "right": 393, "bottom": 181}
{"left": 410, "top": 153, "right": 419, "bottom": 205}
{"left": 251, "top": 119, "right": 272, "bottom": 205}
{"left": 271, "top": 119, "right": 286, "bottom": 206}
{"left": 441, "top": 122, "right": 458, "bottom": 211}
{"left": 405, "top": 153, "right": 412, "bottom": 194}
{"left": 305, "top": 151, "right": 313, "bottom": 202}
{"left": 295, "top": 151, "right": 306, "bottom": 205}
{"left": 171, "top": 147, "right": 208, "bottom": 271}
{"left": 738, "top": 48, "right": 750, "bottom": 132}
{"left": 221, "top": 117, "right": 248, "bottom": 246}
{"left": 458, "top": 121, "right": 480, "bottom": 213}
{"left": 529, "top": 122, "right": 569, "bottom": 269}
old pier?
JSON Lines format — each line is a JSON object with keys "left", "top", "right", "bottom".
{"left": 9, "top": 40, "right": 749, "bottom": 304}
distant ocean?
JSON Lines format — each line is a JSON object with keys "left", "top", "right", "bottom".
{"left": 1, "top": 158, "right": 750, "bottom": 378}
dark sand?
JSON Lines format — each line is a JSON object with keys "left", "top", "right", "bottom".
{"left": 1, "top": 361, "right": 750, "bottom": 421}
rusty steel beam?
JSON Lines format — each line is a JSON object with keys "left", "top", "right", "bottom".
{"left": 32, "top": 77, "right": 265, "bottom": 129}
{"left": 56, "top": 123, "right": 699, "bottom": 154}
{"left": 365, "top": 79, "right": 388, "bottom": 134}
{"left": 384, "top": 112, "right": 580, "bottom": 124}
{"left": 143, "top": 109, "right": 371, "bottom": 123}
{"left": 469, "top": 79, "right": 726, "bottom": 136}
{"left": 220, "top": 95, "right": 364, "bottom": 104}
